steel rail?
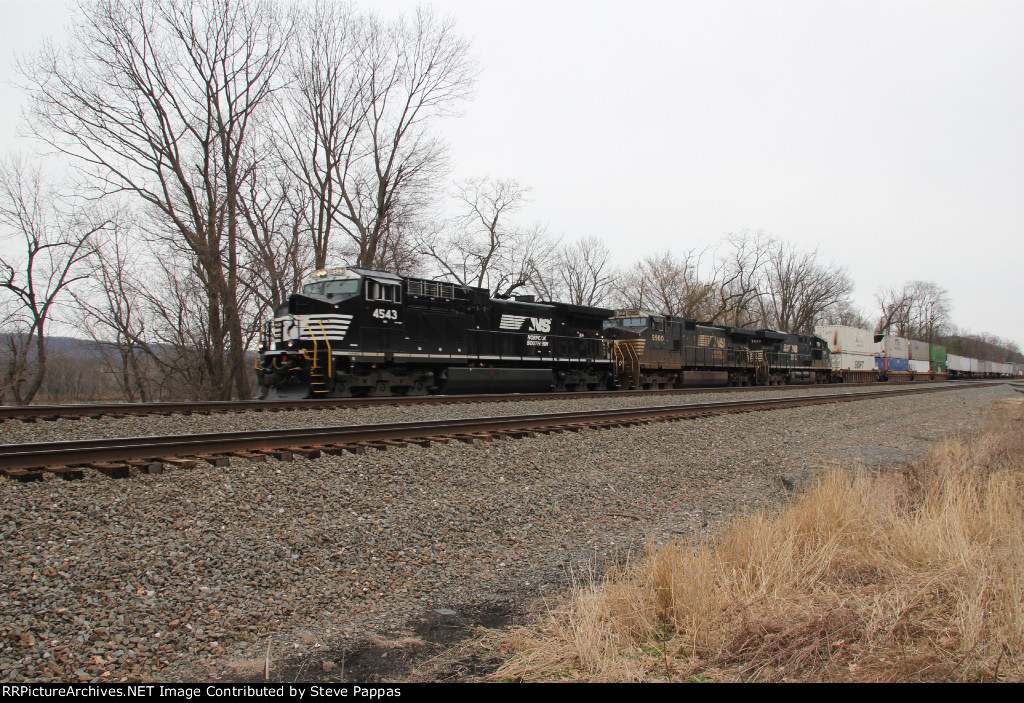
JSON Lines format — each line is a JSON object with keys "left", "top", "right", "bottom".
{"left": 0, "top": 383, "right": 997, "bottom": 472}
{"left": 0, "top": 379, "right": 985, "bottom": 422}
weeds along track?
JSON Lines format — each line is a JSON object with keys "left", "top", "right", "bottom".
{"left": 0, "top": 379, "right": 975, "bottom": 424}
{"left": 0, "top": 384, "right": 1001, "bottom": 482}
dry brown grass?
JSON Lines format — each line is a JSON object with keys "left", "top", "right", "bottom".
{"left": 493, "top": 400, "right": 1024, "bottom": 682}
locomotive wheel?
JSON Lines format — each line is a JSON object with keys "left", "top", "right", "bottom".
{"left": 330, "top": 382, "right": 354, "bottom": 397}
{"left": 403, "top": 381, "right": 428, "bottom": 396}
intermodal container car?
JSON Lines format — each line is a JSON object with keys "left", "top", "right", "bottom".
{"left": 815, "top": 325, "right": 875, "bottom": 356}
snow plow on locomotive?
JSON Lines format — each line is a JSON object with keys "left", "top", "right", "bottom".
{"left": 256, "top": 267, "right": 834, "bottom": 399}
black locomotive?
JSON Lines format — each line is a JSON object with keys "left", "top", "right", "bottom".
{"left": 603, "top": 311, "right": 832, "bottom": 389}
{"left": 256, "top": 266, "right": 832, "bottom": 398}
{"left": 258, "top": 267, "right": 614, "bottom": 398}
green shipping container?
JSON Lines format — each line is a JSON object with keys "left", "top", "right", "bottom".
{"left": 930, "top": 344, "right": 947, "bottom": 373}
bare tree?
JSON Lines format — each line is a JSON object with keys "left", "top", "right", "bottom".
{"left": 820, "top": 297, "right": 874, "bottom": 330}
{"left": 140, "top": 249, "right": 219, "bottom": 400}
{"left": 906, "top": 280, "right": 951, "bottom": 342}
{"left": 280, "top": 0, "right": 367, "bottom": 270}
{"left": 610, "top": 250, "right": 716, "bottom": 318}
{"left": 759, "top": 242, "right": 854, "bottom": 334}
{"left": 21, "top": 0, "right": 292, "bottom": 400}
{"left": 365, "top": 210, "right": 432, "bottom": 277}
{"left": 237, "top": 158, "right": 312, "bottom": 316}
{"left": 73, "top": 220, "right": 161, "bottom": 402}
{"left": 420, "top": 177, "right": 556, "bottom": 297}
{"left": 875, "top": 285, "right": 912, "bottom": 336}
{"left": 556, "top": 236, "right": 613, "bottom": 306}
{"left": 0, "top": 156, "right": 109, "bottom": 404}
{"left": 875, "top": 280, "right": 950, "bottom": 340}
{"left": 705, "top": 231, "right": 771, "bottom": 326}
{"left": 285, "top": 3, "right": 477, "bottom": 270}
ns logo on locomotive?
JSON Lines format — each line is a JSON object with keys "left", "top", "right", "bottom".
{"left": 255, "top": 266, "right": 833, "bottom": 399}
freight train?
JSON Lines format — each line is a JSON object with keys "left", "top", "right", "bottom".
{"left": 814, "top": 325, "right": 1023, "bottom": 382}
{"left": 256, "top": 267, "right": 834, "bottom": 399}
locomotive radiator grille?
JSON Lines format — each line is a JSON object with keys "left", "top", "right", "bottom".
{"left": 697, "top": 334, "right": 726, "bottom": 348}
{"left": 407, "top": 280, "right": 455, "bottom": 298}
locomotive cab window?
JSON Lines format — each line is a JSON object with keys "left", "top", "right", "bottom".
{"left": 303, "top": 279, "right": 360, "bottom": 298}
{"left": 605, "top": 317, "right": 647, "bottom": 328}
{"left": 366, "top": 280, "right": 402, "bottom": 304}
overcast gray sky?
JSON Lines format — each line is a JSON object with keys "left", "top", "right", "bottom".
{"left": 2, "top": 0, "right": 1022, "bottom": 348}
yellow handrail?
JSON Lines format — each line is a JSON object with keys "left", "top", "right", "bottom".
{"left": 612, "top": 339, "right": 641, "bottom": 387}
{"left": 302, "top": 318, "right": 318, "bottom": 370}
{"left": 315, "top": 319, "right": 332, "bottom": 380}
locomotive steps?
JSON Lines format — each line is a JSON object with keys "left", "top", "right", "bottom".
{"left": 0, "top": 383, "right": 1001, "bottom": 481}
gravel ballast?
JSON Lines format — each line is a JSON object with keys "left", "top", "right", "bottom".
{"left": 0, "top": 384, "right": 1015, "bottom": 682}
{"left": 0, "top": 382, "right": 970, "bottom": 445}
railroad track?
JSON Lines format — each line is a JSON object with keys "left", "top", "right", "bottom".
{"left": 0, "top": 379, "right": 981, "bottom": 423}
{"left": 0, "top": 383, "right": 1002, "bottom": 482}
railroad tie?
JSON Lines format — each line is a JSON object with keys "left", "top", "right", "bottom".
{"left": 126, "top": 460, "right": 164, "bottom": 474}
{"left": 0, "top": 468, "right": 44, "bottom": 482}
{"left": 501, "top": 429, "right": 536, "bottom": 438}
{"left": 317, "top": 444, "right": 363, "bottom": 455}
{"left": 228, "top": 451, "right": 268, "bottom": 463}
{"left": 86, "top": 462, "right": 131, "bottom": 479}
{"left": 195, "top": 454, "right": 232, "bottom": 467}
{"left": 161, "top": 457, "right": 197, "bottom": 469}
{"left": 44, "top": 467, "right": 85, "bottom": 481}
{"left": 254, "top": 449, "right": 294, "bottom": 461}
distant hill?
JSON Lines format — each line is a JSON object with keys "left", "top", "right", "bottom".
{"left": 0, "top": 333, "right": 177, "bottom": 360}
{"left": 939, "top": 334, "right": 1024, "bottom": 364}
{"left": 1, "top": 333, "right": 111, "bottom": 360}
